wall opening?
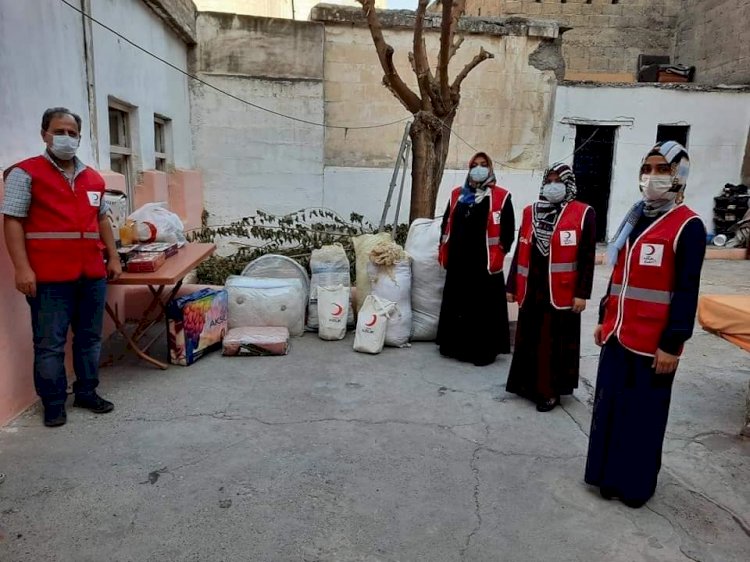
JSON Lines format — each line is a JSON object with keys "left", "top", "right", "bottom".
{"left": 656, "top": 124, "right": 690, "bottom": 148}
{"left": 572, "top": 125, "right": 617, "bottom": 242}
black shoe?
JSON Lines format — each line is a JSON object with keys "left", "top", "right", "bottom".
{"left": 600, "top": 487, "right": 618, "bottom": 500}
{"left": 622, "top": 497, "right": 647, "bottom": 509}
{"left": 536, "top": 397, "right": 560, "bottom": 412}
{"left": 43, "top": 404, "right": 67, "bottom": 427}
{"left": 473, "top": 357, "right": 496, "bottom": 367}
{"left": 73, "top": 393, "right": 114, "bottom": 414}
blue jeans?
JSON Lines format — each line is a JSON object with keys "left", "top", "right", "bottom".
{"left": 27, "top": 278, "right": 107, "bottom": 406}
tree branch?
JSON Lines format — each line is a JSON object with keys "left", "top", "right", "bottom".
{"left": 449, "top": 35, "right": 464, "bottom": 60}
{"left": 451, "top": 47, "right": 494, "bottom": 93}
{"left": 357, "top": 0, "right": 421, "bottom": 113}
{"left": 413, "top": 0, "right": 436, "bottom": 112}
{"left": 437, "top": 1, "right": 466, "bottom": 103}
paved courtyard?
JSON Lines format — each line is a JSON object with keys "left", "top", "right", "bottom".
{"left": 0, "top": 261, "right": 748, "bottom": 561}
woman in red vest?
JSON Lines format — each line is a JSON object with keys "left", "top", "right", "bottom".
{"left": 437, "top": 152, "right": 515, "bottom": 366}
{"left": 506, "top": 164, "right": 597, "bottom": 411}
{"left": 585, "top": 141, "right": 706, "bottom": 508}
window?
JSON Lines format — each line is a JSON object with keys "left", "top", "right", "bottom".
{"left": 154, "top": 116, "right": 171, "bottom": 172}
{"left": 656, "top": 124, "right": 690, "bottom": 148}
{"left": 109, "top": 102, "right": 134, "bottom": 199}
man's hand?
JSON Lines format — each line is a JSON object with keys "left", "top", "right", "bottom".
{"left": 107, "top": 258, "right": 122, "bottom": 281}
{"left": 594, "top": 324, "right": 604, "bottom": 347}
{"left": 572, "top": 298, "right": 587, "bottom": 313}
{"left": 16, "top": 266, "right": 37, "bottom": 297}
{"left": 506, "top": 292, "right": 516, "bottom": 303}
{"left": 652, "top": 349, "right": 680, "bottom": 374}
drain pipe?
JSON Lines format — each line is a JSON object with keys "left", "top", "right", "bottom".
{"left": 81, "top": 0, "right": 99, "bottom": 165}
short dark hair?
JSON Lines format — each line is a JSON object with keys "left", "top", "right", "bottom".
{"left": 41, "top": 107, "right": 82, "bottom": 132}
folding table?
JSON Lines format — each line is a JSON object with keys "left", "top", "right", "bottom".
{"left": 106, "top": 242, "right": 216, "bottom": 369}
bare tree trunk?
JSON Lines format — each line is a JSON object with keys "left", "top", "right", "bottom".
{"left": 409, "top": 111, "right": 455, "bottom": 221}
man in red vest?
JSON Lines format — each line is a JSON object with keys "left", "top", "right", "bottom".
{"left": 2, "top": 107, "right": 121, "bottom": 427}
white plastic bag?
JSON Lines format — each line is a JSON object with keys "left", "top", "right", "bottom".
{"left": 308, "top": 244, "right": 353, "bottom": 330}
{"left": 128, "top": 202, "right": 187, "bottom": 247}
{"left": 353, "top": 294, "right": 396, "bottom": 354}
{"left": 368, "top": 259, "right": 412, "bottom": 348}
{"left": 317, "top": 285, "right": 350, "bottom": 341}
{"left": 225, "top": 276, "right": 306, "bottom": 336}
{"left": 404, "top": 218, "right": 446, "bottom": 341}
{"left": 352, "top": 232, "right": 392, "bottom": 312}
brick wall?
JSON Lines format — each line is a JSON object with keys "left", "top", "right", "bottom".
{"left": 461, "top": 0, "right": 682, "bottom": 79}
{"left": 674, "top": 0, "right": 750, "bottom": 85}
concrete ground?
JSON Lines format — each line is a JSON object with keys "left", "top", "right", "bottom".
{"left": 1, "top": 262, "right": 749, "bottom": 562}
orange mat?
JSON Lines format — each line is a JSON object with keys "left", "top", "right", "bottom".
{"left": 698, "top": 295, "right": 750, "bottom": 352}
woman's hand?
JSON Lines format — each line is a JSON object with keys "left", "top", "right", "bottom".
{"left": 594, "top": 325, "right": 604, "bottom": 347}
{"left": 506, "top": 292, "right": 516, "bottom": 303}
{"left": 572, "top": 298, "right": 586, "bottom": 313}
{"left": 652, "top": 349, "right": 680, "bottom": 374}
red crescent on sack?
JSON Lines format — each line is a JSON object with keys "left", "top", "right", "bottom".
{"left": 332, "top": 304, "right": 344, "bottom": 316}
{"left": 365, "top": 314, "right": 377, "bottom": 327}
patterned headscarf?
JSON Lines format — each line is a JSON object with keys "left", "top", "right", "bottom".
{"left": 532, "top": 163, "right": 578, "bottom": 257}
{"left": 459, "top": 152, "right": 497, "bottom": 206}
{"left": 607, "top": 141, "right": 691, "bottom": 265}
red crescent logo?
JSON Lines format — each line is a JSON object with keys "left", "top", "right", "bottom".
{"left": 332, "top": 303, "right": 344, "bottom": 317}
{"left": 644, "top": 244, "right": 656, "bottom": 256}
{"left": 563, "top": 232, "right": 572, "bottom": 241}
{"left": 365, "top": 314, "right": 377, "bottom": 327}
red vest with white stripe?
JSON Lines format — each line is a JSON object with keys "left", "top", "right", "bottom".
{"left": 438, "top": 185, "right": 510, "bottom": 274}
{"left": 601, "top": 205, "right": 702, "bottom": 357}
{"left": 11, "top": 156, "right": 106, "bottom": 283}
{"left": 515, "top": 200, "right": 592, "bottom": 309}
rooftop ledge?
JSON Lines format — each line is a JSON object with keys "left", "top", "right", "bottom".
{"left": 310, "top": 3, "right": 561, "bottom": 39}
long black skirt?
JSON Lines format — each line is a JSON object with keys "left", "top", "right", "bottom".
{"left": 436, "top": 270, "right": 511, "bottom": 365}
{"left": 585, "top": 338, "right": 676, "bottom": 504}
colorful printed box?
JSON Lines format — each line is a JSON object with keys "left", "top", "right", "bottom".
{"left": 167, "top": 288, "right": 229, "bottom": 366}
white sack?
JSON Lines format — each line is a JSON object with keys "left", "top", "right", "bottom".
{"left": 225, "top": 276, "right": 306, "bottom": 336}
{"left": 353, "top": 294, "right": 396, "bottom": 354}
{"left": 308, "top": 244, "right": 353, "bottom": 330}
{"left": 317, "top": 285, "right": 350, "bottom": 341}
{"left": 404, "top": 218, "right": 446, "bottom": 341}
{"left": 368, "top": 259, "right": 412, "bottom": 348}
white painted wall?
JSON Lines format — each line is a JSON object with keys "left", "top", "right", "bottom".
{"left": 551, "top": 84, "right": 750, "bottom": 238}
{"left": 192, "top": 76, "right": 325, "bottom": 225}
{"left": 0, "top": 0, "right": 94, "bottom": 168}
{"left": 91, "top": 0, "right": 193, "bottom": 170}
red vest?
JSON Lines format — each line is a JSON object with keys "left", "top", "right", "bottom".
{"left": 10, "top": 156, "right": 106, "bottom": 283}
{"left": 515, "top": 200, "right": 592, "bottom": 309}
{"left": 438, "top": 185, "right": 510, "bottom": 274}
{"left": 601, "top": 205, "right": 702, "bottom": 357}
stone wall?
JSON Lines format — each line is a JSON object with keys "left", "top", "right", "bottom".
{"left": 193, "top": 0, "right": 386, "bottom": 20}
{"left": 674, "top": 0, "right": 750, "bottom": 86}
{"left": 454, "top": 0, "right": 682, "bottom": 80}
{"left": 314, "top": 5, "right": 562, "bottom": 170}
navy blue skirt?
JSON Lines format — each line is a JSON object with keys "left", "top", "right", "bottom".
{"left": 585, "top": 338, "right": 676, "bottom": 503}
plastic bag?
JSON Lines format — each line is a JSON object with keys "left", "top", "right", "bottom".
{"left": 404, "top": 218, "right": 445, "bottom": 341}
{"left": 368, "top": 259, "right": 412, "bottom": 347}
{"left": 308, "top": 244, "right": 353, "bottom": 330}
{"left": 222, "top": 327, "right": 290, "bottom": 356}
{"left": 128, "top": 202, "right": 187, "bottom": 247}
{"left": 353, "top": 294, "right": 396, "bottom": 354}
{"left": 317, "top": 285, "right": 350, "bottom": 341}
{"left": 225, "top": 276, "right": 306, "bottom": 336}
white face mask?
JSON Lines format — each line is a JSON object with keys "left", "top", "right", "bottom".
{"left": 640, "top": 174, "right": 674, "bottom": 201}
{"left": 542, "top": 182, "right": 566, "bottom": 204}
{"left": 469, "top": 165, "right": 489, "bottom": 184}
{"left": 48, "top": 134, "right": 79, "bottom": 161}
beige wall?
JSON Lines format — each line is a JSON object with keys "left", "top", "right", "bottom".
{"left": 194, "top": 0, "right": 386, "bottom": 20}
{"left": 674, "top": 0, "right": 750, "bottom": 86}
{"left": 323, "top": 24, "right": 557, "bottom": 170}
{"left": 456, "top": 0, "right": 682, "bottom": 80}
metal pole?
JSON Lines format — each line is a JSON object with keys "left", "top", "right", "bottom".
{"left": 378, "top": 122, "right": 411, "bottom": 232}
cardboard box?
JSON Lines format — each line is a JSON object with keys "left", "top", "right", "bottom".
{"left": 126, "top": 252, "right": 166, "bottom": 273}
{"left": 104, "top": 190, "right": 128, "bottom": 243}
{"left": 138, "top": 242, "right": 178, "bottom": 258}
{"left": 167, "top": 289, "right": 229, "bottom": 366}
